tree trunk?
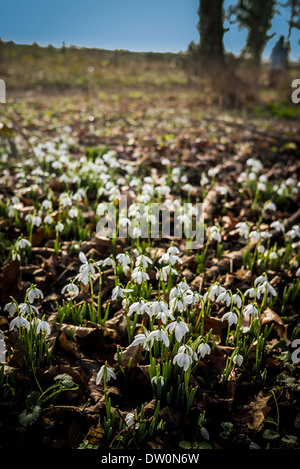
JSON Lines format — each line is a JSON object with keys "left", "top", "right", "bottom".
{"left": 197, "top": 0, "right": 224, "bottom": 63}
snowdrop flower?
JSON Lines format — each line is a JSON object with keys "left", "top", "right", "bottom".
{"left": 270, "top": 221, "right": 284, "bottom": 232}
{"left": 135, "top": 254, "right": 152, "bottom": 268}
{"left": 131, "top": 331, "right": 150, "bottom": 349}
{"left": 216, "top": 290, "right": 231, "bottom": 307}
{"left": 96, "top": 365, "right": 116, "bottom": 385}
{"left": 170, "top": 281, "right": 191, "bottom": 297}
{"left": 244, "top": 287, "right": 259, "bottom": 299}
{"left": 9, "top": 315, "right": 30, "bottom": 331}
{"left": 159, "top": 252, "right": 182, "bottom": 266}
{"left": 286, "top": 225, "right": 300, "bottom": 239}
{"left": 155, "top": 309, "right": 175, "bottom": 324}
{"left": 151, "top": 376, "right": 165, "bottom": 387}
{"left": 144, "top": 328, "right": 170, "bottom": 348}
{"left": 173, "top": 345, "right": 196, "bottom": 371}
{"left": 166, "top": 320, "right": 189, "bottom": 342}
{"left": 222, "top": 311, "right": 238, "bottom": 326}
{"left": 216, "top": 186, "right": 228, "bottom": 196}
{"left": 249, "top": 231, "right": 260, "bottom": 243}
{"left": 76, "top": 265, "right": 96, "bottom": 285}
{"left": 257, "top": 281, "right": 277, "bottom": 297}
{"left": 204, "top": 283, "right": 226, "bottom": 302}
{"left": 4, "top": 302, "right": 17, "bottom": 316}
{"left": 56, "top": 222, "right": 64, "bottom": 233}
{"left": 296, "top": 267, "right": 300, "bottom": 277}
{"left": 209, "top": 226, "right": 222, "bottom": 243}
{"left": 31, "top": 215, "right": 42, "bottom": 227}
{"left": 27, "top": 286, "right": 44, "bottom": 304}
{"left": 16, "top": 238, "right": 31, "bottom": 250}
{"left": 264, "top": 201, "right": 276, "bottom": 212}
{"left": 116, "top": 253, "right": 131, "bottom": 270}
{"left": 102, "top": 257, "right": 114, "bottom": 268}
{"left": 125, "top": 413, "right": 139, "bottom": 428}
{"left": 197, "top": 342, "right": 211, "bottom": 358}
{"left": 161, "top": 158, "right": 171, "bottom": 166}
{"left": 42, "top": 199, "right": 52, "bottom": 210}
{"left": 233, "top": 354, "right": 243, "bottom": 367}
{"left": 68, "top": 207, "right": 78, "bottom": 219}
{"left": 128, "top": 300, "right": 151, "bottom": 317}
{"left": 150, "top": 300, "right": 169, "bottom": 315}
{"left": 111, "top": 286, "right": 134, "bottom": 300}
{"left": 131, "top": 267, "right": 150, "bottom": 284}
{"left": 61, "top": 283, "right": 79, "bottom": 296}
{"left": 254, "top": 275, "right": 267, "bottom": 285}
{"left": 132, "top": 226, "right": 142, "bottom": 238}
{"left": 167, "top": 245, "right": 180, "bottom": 256}
{"left": 36, "top": 320, "right": 51, "bottom": 336}
{"left": 235, "top": 222, "right": 249, "bottom": 238}
{"left": 19, "top": 303, "right": 39, "bottom": 315}
{"left": 269, "top": 251, "right": 278, "bottom": 260}
{"left": 156, "top": 265, "right": 178, "bottom": 282}
{"left": 243, "top": 304, "right": 259, "bottom": 318}
{"left": 257, "top": 182, "right": 266, "bottom": 192}
{"left": 232, "top": 293, "right": 242, "bottom": 309}
{"left": 44, "top": 215, "right": 53, "bottom": 225}
{"left": 246, "top": 158, "right": 263, "bottom": 173}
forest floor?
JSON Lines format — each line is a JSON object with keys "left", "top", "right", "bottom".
{"left": 0, "top": 50, "right": 300, "bottom": 450}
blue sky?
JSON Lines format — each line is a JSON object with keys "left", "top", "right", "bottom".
{"left": 0, "top": 0, "right": 299, "bottom": 60}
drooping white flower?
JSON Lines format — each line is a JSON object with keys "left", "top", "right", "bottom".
{"left": 232, "top": 293, "right": 242, "bottom": 309}
{"left": 269, "top": 251, "right": 278, "bottom": 260}
{"left": 131, "top": 267, "right": 149, "bottom": 284}
{"left": 135, "top": 254, "right": 152, "bottom": 268}
{"left": 76, "top": 263, "right": 96, "bottom": 285}
{"left": 61, "top": 283, "right": 79, "bottom": 296}
{"left": 128, "top": 300, "right": 151, "bottom": 317}
{"left": 111, "top": 286, "right": 134, "bottom": 301}
{"left": 16, "top": 238, "right": 31, "bottom": 250}
{"left": 222, "top": 311, "right": 238, "bottom": 326}
{"left": 167, "top": 246, "right": 180, "bottom": 256}
{"left": 235, "top": 222, "right": 249, "bottom": 238}
{"left": 4, "top": 302, "right": 17, "bottom": 316}
{"left": 233, "top": 354, "right": 243, "bottom": 367}
{"left": 197, "top": 342, "right": 211, "bottom": 358}
{"left": 270, "top": 221, "right": 284, "bottom": 232}
{"left": 264, "top": 201, "right": 276, "bottom": 212}
{"left": 205, "top": 284, "right": 226, "bottom": 302}
{"left": 131, "top": 332, "right": 149, "bottom": 348}
{"left": 216, "top": 290, "right": 231, "bottom": 307}
{"left": 257, "top": 281, "right": 277, "bottom": 297}
{"left": 144, "top": 328, "right": 169, "bottom": 348}
{"left": 243, "top": 304, "right": 259, "bottom": 318}
{"left": 18, "top": 303, "right": 39, "bottom": 315}
{"left": 244, "top": 287, "right": 261, "bottom": 300}
{"left": 9, "top": 315, "right": 30, "bottom": 331}
{"left": 56, "top": 222, "right": 64, "bottom": 233}
{"left": 44, "top": 215, "right": 53, "bottom": 225}
{"left": 254, "top": 275, "right": 267, "bottom": 285}
{"left": 149, "top": 300, "right": 169, "bottom": 315}
{"left": 96, "top": 365, "right": 116, "bottom": 385}
{"left": 27, "top": 286, "right": 44, "bottom": 304}
{"left": 173, "top": 345, "right": 196, "bottom": 371}
{"left": 125, "top": 412, "right": 139, "bottom": 428}
{"left": 249, "top": 231, "right": 260, "bottom": 243}
{"left": 209, "top": 226, "right": 222, "bottom": 243}
{"left": 36, "top": 320, "right": 51, "bottom": 336}
{"left": 151, "top": 376, "right": 165, "bottom": 387}
{"left": 166, "top": 320, "right": 189, "bottom": 342}
{"left": 155, "top": 265, "right": 178, "bottom": 282}
{"left": 159, "top": 252, "right": 182, "bottom": 266}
